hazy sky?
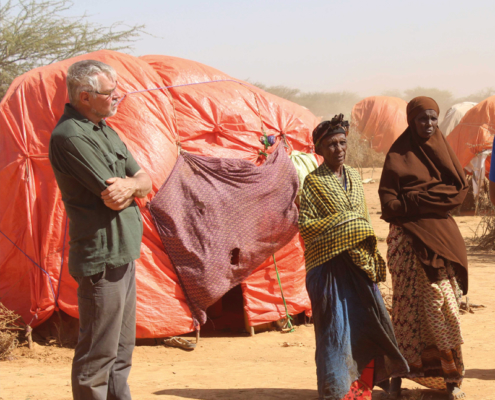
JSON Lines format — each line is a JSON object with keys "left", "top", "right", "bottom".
{"left": 68, "top": 0, "right": 493, "bottom": 97}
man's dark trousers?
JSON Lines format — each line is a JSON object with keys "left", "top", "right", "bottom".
{"left": 72, "top": 261, "right": 136, "bottom": 400}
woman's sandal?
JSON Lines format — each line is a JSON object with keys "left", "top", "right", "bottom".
{"left": 163, "top": 336, "right": 196, "bottom": 351}
{"left": 447, "top": 383, "right": 467, "bottom": 400}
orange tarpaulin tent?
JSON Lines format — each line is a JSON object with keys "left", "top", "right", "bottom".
{"left": 351, "top": 96, "right": 408, "bottom": 154}
{"left": 447, "top": 96, "right": 495, "bottom": 181}
{"left": 0, "top": 50, "right": 318, "bottom": 338}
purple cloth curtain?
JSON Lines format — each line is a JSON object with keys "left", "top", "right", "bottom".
{"left": 149, "top": 144, "right": 299, "bottom": 327}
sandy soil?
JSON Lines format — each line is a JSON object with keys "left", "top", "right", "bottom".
{"left": 1, "top": 168, "right": 494, "bottom": 400}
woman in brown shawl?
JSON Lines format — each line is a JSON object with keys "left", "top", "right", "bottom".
{"left": 379, "top": 97, "right": 468, "bottom": 400}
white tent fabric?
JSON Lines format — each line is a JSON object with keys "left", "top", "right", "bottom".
{"left": 440, "top": 102, "right": 477, "bottom": 137}
{"left": 465, "top": 150, "right": 491, "bottom": 196}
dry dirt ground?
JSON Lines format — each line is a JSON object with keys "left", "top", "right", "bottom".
{"left": 1, "top": 168, "right": 494, "bottom": 400}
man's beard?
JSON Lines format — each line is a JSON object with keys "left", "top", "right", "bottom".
{"left": 92, "top": 103, "right": 118, "bottom": 119}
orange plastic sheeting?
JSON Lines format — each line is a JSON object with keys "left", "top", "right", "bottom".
{"left": 447, "top": 96, "right": 495, "bottom": 176}
{"left": 351, "top": 96, "right": 408, "bottom": 154}
{"left": 0, "top": 50, "right": 318, "bottom": 338}
{"left": 242, "top": 234, "right": 311, "bottom": 327}
{"left": 141, "top": 55, "right": 318, "bottom": 162}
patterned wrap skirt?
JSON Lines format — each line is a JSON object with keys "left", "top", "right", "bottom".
{"left": 386, "top": 224, "right": 464, "bottom": 389}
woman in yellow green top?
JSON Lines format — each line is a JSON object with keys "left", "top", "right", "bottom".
{"left": 299, "top": 115, "right": 408, "bottom": 400}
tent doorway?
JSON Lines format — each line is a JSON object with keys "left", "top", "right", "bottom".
{"left": 203, "top": 285, "right": 246, "bottom": 334}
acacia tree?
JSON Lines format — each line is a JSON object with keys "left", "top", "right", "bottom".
{"left": 0, "top": 0, "right": 145, "bottom": 99}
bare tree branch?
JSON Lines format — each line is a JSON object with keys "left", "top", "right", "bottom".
{"left": 0, "top": 0, "right": 146, "bottom": 99}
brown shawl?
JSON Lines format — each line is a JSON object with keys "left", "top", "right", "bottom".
{"left": 379, "top": 97, "right": 469, "bottom": 293}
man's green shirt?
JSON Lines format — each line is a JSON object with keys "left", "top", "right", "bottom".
{"left": 49, "top": 104, "right": 143, "bottom": 277}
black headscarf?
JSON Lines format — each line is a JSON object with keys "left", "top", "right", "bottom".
{"left": 312, "top": 114, "right": 349, "bottom": 153}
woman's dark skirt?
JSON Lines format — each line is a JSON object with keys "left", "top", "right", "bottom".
{"left": 306, "top": 253, "right": 408, "bottom": 400}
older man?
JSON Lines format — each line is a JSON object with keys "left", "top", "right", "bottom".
{"left": 49, "top": 60, "right": 152, "bottom": 400}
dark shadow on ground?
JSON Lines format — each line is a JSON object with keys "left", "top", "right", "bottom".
{"left": 153, "top": 388, "right": 318, "bottom": 399}
{"left": 155, "top": 388, "right": 454, "bottom": 400}
{"left": 465, "top": 368, "right": 495, "bottom": 380}
{"left": 373, "top": 388, "right": 449, "bottom": 399}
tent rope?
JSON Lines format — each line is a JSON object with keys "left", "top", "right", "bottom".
{"left": 0, "top": 214, "right": 68, "bottom": 309}
{"left": 55, "top": 216, "right": 69, "bottom": 306}
{"left": 272, "top": 254, "right": 294, "bottom": 333}
{"left": 0, "top": 228, "right": 57, "bottom": 302}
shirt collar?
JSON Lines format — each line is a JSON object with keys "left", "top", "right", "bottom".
{"left": 63, "top": 103, "right": 107, "bottom": 130}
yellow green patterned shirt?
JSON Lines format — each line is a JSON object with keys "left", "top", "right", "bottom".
{"left": 298, "top": 163, "right": 386, "bottom": 283}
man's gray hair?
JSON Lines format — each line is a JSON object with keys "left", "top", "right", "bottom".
{"left": 67, "top": 60, "right": 117, "bottom": 106}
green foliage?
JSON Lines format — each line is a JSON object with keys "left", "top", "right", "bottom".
{"left": 253, "top": 83, "right": 301, "bottom": 103}
{"left": 380, "top": 86, "right": 495, "bottom": 118}
{"left": 403, "top": 87, "right": 454, "bottom": 116}
{"left": 380, "top": 89, "right": 403, "bottom": 98}
{"left": 255, "top": 82, "right": 495, "bottom": 124}
{"left": 456, "top": 87, "right": 495, "bottom": 104}
{"left": 252, "top": 82, "right": 361, "bottom": 120}
{"left": 296, "top": 91, "right": 361, "bottom": 121}
{"left": 345, "top": 128, "right": 385, "bottom": 169}
{"left": 0, "top": 0, "right": 145, "bottom": 99}
{"left": 381, "top": 86, "right": 455, "bottom": 117}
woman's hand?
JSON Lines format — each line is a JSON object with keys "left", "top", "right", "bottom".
{"left": 384, "top": 199, "right": 406, "bottom": 217}
{"left": 402, "top": 189, "right": 454, "bottom": 217}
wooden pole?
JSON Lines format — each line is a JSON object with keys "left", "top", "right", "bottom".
{"left": 465, "top": 297, "right": 471, "bottom": 313}
{"left": 475, "top": 160, "right": 484, "bottom": 215}
{"left": 26, "top": 325, "right": 33, "bottom": 350}
{"left": 243, "top": 298, "right": 255, "bottom": 336}
{"left": 370, "top": 138, "right": 374, "bottom": 181}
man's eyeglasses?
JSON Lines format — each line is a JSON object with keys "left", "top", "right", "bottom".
{"left": 87, "top": 82, "right": 119, "bottom": 99}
